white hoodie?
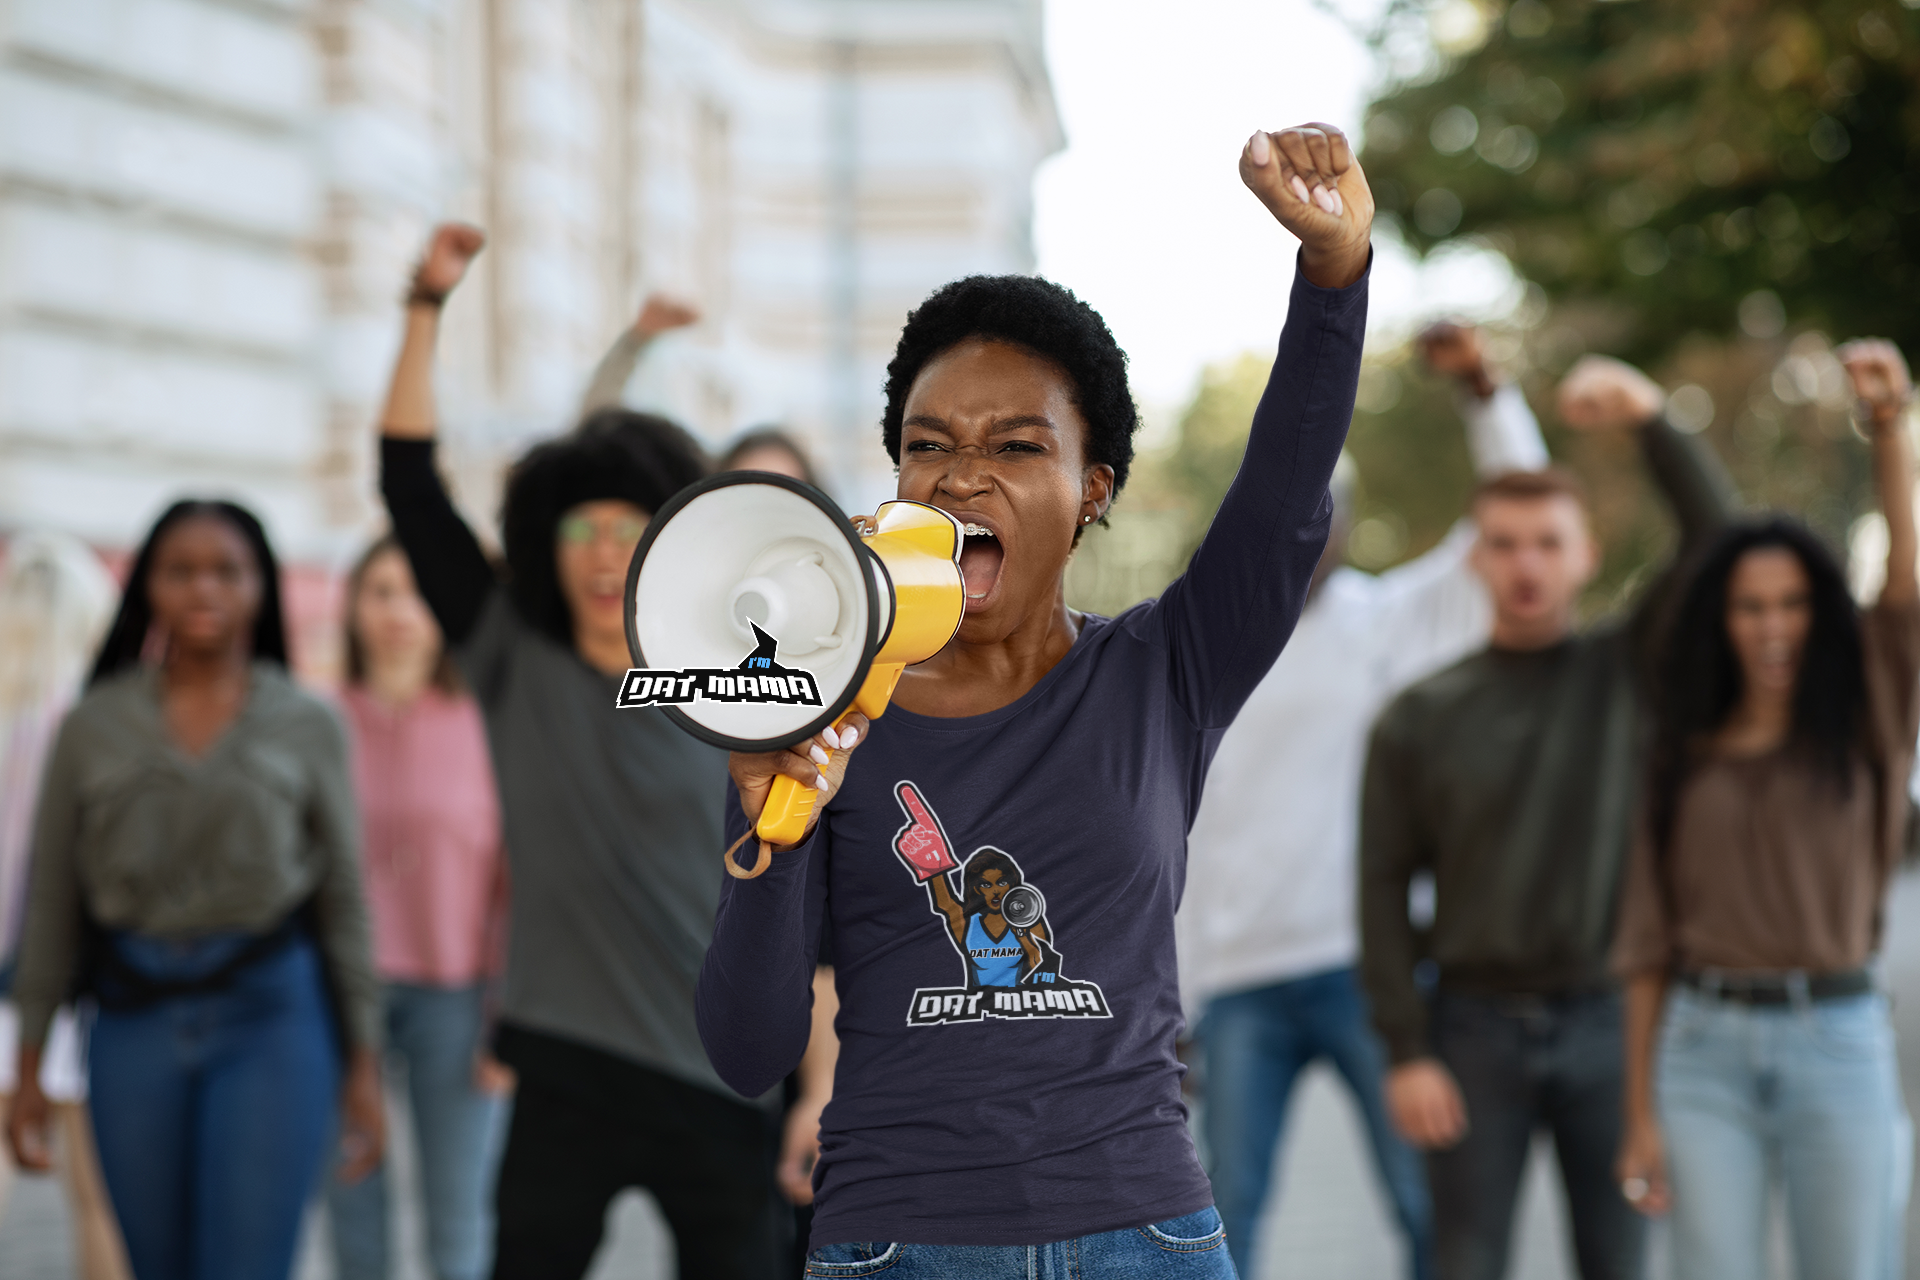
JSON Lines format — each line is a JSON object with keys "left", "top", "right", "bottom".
{"left": 1179, "top": 384, "right": 1549, "bottom": 1012}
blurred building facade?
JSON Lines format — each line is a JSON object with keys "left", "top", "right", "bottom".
{"left": 0, "top": 0, "right": 1060, "bottom": 667}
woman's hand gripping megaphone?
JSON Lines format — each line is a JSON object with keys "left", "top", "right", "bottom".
{"left": 729, "top": 710, "right": 873, "bottom": 862}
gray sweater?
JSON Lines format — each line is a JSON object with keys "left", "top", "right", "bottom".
{"left": 382, "top": 438, "right": 737, "bottom": 1098}
{"left": 13, "top": 664, "right": 381, "bottom": 1049}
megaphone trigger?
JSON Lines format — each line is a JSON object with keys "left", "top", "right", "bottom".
{"left": 622, "top": 475, "right": 967, "bottom": 867}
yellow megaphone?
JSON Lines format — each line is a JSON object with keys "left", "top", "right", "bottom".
{"left": 621, "top": 473, "right": 965, "bottom": 869}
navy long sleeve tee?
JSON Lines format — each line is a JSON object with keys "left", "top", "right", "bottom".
{"left": 697, "top": 258, "right": 1368, "bottom": 1248}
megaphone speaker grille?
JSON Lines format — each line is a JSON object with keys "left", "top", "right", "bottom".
{"left": 1001, "top": 885, "right": 1045, "bottom": 930}
{"left": 625, "top": 472, "right": 881, "bottom": 752}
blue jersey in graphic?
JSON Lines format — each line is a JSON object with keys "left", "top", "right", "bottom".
{"left": 965, "top": 914, "right": 1024, "bottom": 988}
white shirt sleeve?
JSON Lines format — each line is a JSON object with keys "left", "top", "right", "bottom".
{"left": 1365, "top": 383, "right": 1550, "bottom": 689}
{"left": 1459, "top": 383, "right": 1551, "bottom": 478}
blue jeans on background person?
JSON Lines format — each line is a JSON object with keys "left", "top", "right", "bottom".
{"left": 1658, "top": 985, "right": 1911, "bottom": 1280}
{"left": 803, "top": 1207, "right": 1236, "bottom": 1278}
{"left": 88, "top": 930, "right": 341, "bottom": 1280}
{"left": 1201, "top": 967, "right": 1433, "bottom": 1280}
{"left": 1427, "top": 989, "right": 1642, "bottom": 1280}
{"left": 328, "top": 982, "right": 508, "bottom": 1280}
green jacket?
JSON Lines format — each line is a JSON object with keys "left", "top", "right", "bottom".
{"left": 13, "top": 664, "right": 380, "bottom": 1050}
{"left": 1359, "top": 418, "right": 1735, "bottom": 1063}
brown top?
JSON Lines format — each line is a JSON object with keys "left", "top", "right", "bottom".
{"left": 1612, "top": 596, "right": 1920, "bottom": 978}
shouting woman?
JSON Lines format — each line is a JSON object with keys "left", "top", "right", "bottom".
{"left": 697, "top": 123, "right": 1372, "bottom": 1277}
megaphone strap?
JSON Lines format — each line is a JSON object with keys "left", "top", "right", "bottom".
{"left": 723, "top": 829, "right": 775, "bottom": 880}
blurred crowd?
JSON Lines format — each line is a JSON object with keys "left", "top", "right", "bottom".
{"left": 0, "top": 201, "right": 1916, "bottom": 1280}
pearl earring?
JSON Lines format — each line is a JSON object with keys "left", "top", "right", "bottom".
{"left": 1083, "top": 514, "right": 1092, "bottom": 524}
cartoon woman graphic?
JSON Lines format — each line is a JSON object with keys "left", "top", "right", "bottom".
{"left": 892, "top": 783, "right": 1059, "bottom": 989}
{"left": 937, "top": 849, "right": 1051, "bottom": 988}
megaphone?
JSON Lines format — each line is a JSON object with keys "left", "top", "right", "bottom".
{"left": 1001, "top": 884, "right": 1045, "bottom": 930}
{"left": 622, "top": 472, "right": 966, "bottom": 867}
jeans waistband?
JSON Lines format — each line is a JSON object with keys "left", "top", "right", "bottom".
{"left": 1677, "top": 967, "right": 1872, "bottom": 1005}
{"left": 1436, "top": 985, "right": 1618, "bottom": 1014}
{"left": 108, "top": 931, "right": 261, "bottom": 983}
{"left": 93, "top": 916, "right": 307, "bottom": 1011}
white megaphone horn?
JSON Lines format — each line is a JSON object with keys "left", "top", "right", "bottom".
{"left": 622, "top": 473, "right": 966, "bottom": 872}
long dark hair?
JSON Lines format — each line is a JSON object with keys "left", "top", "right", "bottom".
{"left": 960, "top": 847, "right": 1022, "bottom": 918}
{"left": 343, "top": 536, "right": 461, "bottom": 695}
{"left": 90, "top": 500, "right": 288, "bottom": 686}
{"left": 500, "top": 409, "right": 709, "bottom": 645}
{"left": 1648, "top": 517, "right": 1867, "bottom": 851}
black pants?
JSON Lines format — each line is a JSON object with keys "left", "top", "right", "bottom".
{"left": 1427, "top": 991, "right": 1645, "bottom": 1280}
{"left": 491, "top": 1026, "right": 786, "bottom": 1280}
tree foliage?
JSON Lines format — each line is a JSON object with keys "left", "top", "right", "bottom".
{"left": 1359, "top": 0, "right": 1920, "bottom": 364}
{"left": 1069, "top": 0, "right": 1918, "bottom": 620}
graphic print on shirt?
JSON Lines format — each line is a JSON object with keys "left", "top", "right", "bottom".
{"left": 614, "top": 623, "right": 823, "bottom": 709}
{"left": 891, "top": 781, "right": 1112, "bottom": 1027}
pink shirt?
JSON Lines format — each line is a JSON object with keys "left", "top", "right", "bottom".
{"left": 341, "top": 686, "right": 505, "bottom": 987}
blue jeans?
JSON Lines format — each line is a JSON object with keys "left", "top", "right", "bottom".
{"left": 327, "top": 983, "right": 508, "bottom": 1280}
{"left": 1658, "top": 986, "right": 1911, "bottom": 1280}
{"left": 1201, "top": 967, "right": 1432, "bottom": 1280}
{"left": 803, "top": 1207, "right": 1236, "bottom": 1278}
{"left": 88, "top": 930, "right": 342, "bottom": 1280}
{"left": 1427, "top": 990, "right": 1642, "bottom": 1280}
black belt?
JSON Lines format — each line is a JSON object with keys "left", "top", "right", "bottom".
{"left": 1677, "top": 968, "right": 1872, "bottom": 1005}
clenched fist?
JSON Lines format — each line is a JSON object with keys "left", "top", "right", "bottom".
{"left": 1837, "top": 339, "right": 1913, "bottom": 432}
{"left": 412, "top": 223, "right": 486, "bottom": 302}
{"left": 1240, "top": 122, "right": 1374, "bottom": 290}
{"left": 1419, "top": 321, "right": 1496, "bottom": 399}
{"left": 1556, "top": 355, "right": 1665, "bottom": 433}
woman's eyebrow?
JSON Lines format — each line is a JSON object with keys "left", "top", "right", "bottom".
{"left": 902, "top": 412, "right": 1057, "bottom": 437}
{"left": 990, "top": 415, "right": 1056, "bottom": 435}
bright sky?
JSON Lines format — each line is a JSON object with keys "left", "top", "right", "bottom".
{"left": 1033, "top": 0, "right": 1523, "bottom": 421}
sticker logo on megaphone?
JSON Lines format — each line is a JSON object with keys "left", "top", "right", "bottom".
{"left": 616, "top": 623, "right": 824, "bottom": 710}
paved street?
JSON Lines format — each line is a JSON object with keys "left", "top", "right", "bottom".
{"left": 11, "top": 871, "right": 1920, "bottom": 1278}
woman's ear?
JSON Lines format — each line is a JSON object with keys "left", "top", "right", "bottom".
{"left": 1082, "top": 464, "right": 1117, "bottom": 525}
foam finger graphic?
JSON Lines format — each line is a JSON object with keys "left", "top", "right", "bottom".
{"left": 892, "top": 781, "right": 959, "bottom": 880}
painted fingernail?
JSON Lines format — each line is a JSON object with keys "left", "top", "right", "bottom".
{"left": 1312, "top": 185, "right": 1335, "bottom": 213}
{"left": 810, "top": 745, "right": 830, "bottom": 766}
{"left": 1290, "top": 175, "right": 1311, "bottom": 204}
{"left": 842, "top": 726, "right": 859, "bottom": 748}
{"left": 1329, "top": 189, "right": 1344, "bottom": 217}
{"left": 1249, "top": 131, "right": 1270, "bottom": 166}
{"left": 822, "top": 726, "right": 842, "bottom": 750}
{"left": 817, "top": 770, "right": 831, "bottom": 791}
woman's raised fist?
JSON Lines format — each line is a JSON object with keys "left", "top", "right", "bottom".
{"left": 1240, "top": 122, "right": 1374, "bottom": 290}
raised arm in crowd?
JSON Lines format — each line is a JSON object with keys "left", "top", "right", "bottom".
{"left": 373, "top": 227, "right": 789, "bottom": 1279}
{"left": 1613, "top": 339, "right": 1918, "bottom": 1278}
{"left": 1358, "top": 356, "right": 1737, "bottom": 1280}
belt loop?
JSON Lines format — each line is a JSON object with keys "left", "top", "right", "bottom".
{"left": 1787, "top": 970, "right": 1812, "bottom": 1012}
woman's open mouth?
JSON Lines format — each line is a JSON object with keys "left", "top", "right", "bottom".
{"left": 958, "top": 523, "right": 1005, "bottom": 610}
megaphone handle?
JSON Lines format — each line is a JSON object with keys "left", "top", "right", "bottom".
{"left": 749, "top": 663, "right": 913, "bottom": 854}
{"left": 756, "top": 772, "right": 823, "bottom": 849}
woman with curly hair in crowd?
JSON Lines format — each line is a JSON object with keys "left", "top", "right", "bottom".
{"left": 376, "top": 226, "right": 788, "bottom": 1278}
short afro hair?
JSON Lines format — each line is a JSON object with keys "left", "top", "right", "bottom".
{"left": 501, "top": 408, "right": 709, "bottom": 644}
{"left": 881, "top": 275, "right": 1139, "bottom": 498}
